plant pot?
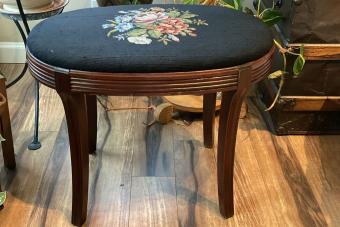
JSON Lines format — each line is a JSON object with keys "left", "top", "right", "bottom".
{"left": 0, "top": 0, "right": 53, "bottom": 11}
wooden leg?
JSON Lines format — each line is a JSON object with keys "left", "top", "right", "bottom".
{"left": 86, "top": 95, "right": 97, "bottom": 154}
{"left": 0, "top": 77, "right": 15, "bottom": 169}
{"left": 203, "top": 93, "right": 216, "bottom": 148}
{"left": 59, "top": 92, "right": 89, "bottom": 226}
{"left": 217, "top": 68, "right": 251, "bottom": 218}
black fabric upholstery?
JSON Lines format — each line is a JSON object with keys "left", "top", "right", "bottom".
{"left": 27, "top": 4, "right": 273, "bottom": 73}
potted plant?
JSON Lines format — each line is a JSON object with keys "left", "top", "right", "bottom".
{"left": 179, "top": 0, "right": 305, "bottom": 111}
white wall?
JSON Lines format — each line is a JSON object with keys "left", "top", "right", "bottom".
{"left": 0, "top": 0, "right": 96, "bottom": 63}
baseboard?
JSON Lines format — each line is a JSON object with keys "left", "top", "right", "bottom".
{"left": 0, "top": 42, "right": 26, "bottom": 63}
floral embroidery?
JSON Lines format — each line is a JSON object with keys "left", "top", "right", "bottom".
{"left": 102, "top": 7, "right": 208, "bottom": 45}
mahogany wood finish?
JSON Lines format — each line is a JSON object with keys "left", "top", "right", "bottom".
{"left": 55, "top": 71, "right": 89, "bottom": 226}
{"left": 85, "top": 95, "right": 97, "bottom": 154}
{"left": 217, "top": 68, "right": 252, "bottom": 218}
{"left": 0, "top": 76, "right": 15, "bottom": 169}
{"left": 203, "top": 93, "right": 216, "bottom": 148}
{"left": 27, "top": 46, "right": 275, "bottom": 226}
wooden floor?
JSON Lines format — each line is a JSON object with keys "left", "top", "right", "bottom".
{"left": 0, "top": 64, "right": 339, "bottom": 227}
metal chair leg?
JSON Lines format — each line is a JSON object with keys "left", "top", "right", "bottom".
{"left": 28, "top": 80, "right": 41, "bottom": 150}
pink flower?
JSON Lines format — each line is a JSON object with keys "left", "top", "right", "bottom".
{"left": 133, "top": 12, "right": 168, "bottom": 24}
{"left": 156, "top": 18, "right": 189, "bottom": 35}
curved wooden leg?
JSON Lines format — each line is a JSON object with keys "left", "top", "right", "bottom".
{"left": 203, "top": 93, "right": 216, "bottom": 148}
{"left": 86, "top": 95, "right": 97, "bottom": 154}
{"left": 217, "top": 68, "right": 251, "bottom": 218}
{"left": 59, "top": 92, "right": 89, "bottom": 226}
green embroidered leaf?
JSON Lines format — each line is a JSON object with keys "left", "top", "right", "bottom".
{"left": 127, "top": 29, "right": 147, "bottom": 37}
{"left": 268, "top": 70, "right": 287, "bottom": 79}
{"left": 180, "top": 13, "right": 197, "bottom": 19}
{"left": 0, "top": 191, "right": 6, "bottom": 206}
{"left": 293, "top": 54, "right": 305, "bottom": 76}
{"left": 107, "top": 29, "right": 117, "bottom": 37}
{"left": 148, "top": 30, "right": 162, "bottom": 39}
{"left": 168, "top": 10, "right": 181, "bottom": 18}
{"left": 260, "top": 9, "right": 284, "bottom": 26}
{"left": 135, "top": 23, "right": 149, "bottom": 28}
{"left": 182, "top": 18, "right": 193, "bottom": 24}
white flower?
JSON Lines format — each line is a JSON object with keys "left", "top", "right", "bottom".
{"left": 130, "top": 10, "right": 142, "bottom": 14}
{"left": 168, "top": 34, "right": 179, "bottom": 42}
{"left": 127, "top": 36, "right": 152, "bottom": 45}
{"left": 113, "top": 34, "right": 125, "bottom": 40}
{"left": 102, "top": 23, "right": 115, "bottom": 29}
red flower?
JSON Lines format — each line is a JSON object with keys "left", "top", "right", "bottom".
{"left": 156, "top": 18, "right": 189, "bottom": 35}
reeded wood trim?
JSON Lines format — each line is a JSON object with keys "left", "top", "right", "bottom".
{"left": 27, "top": 46, "right": 274, "bottom": 96}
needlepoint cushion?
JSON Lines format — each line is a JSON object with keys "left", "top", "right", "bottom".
{"left": 27, "top": 4, "right": 273, "bottom": 73}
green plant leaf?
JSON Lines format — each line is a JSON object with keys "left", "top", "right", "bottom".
{"left": 273, "top": 39, "right": 283, "bottom": 49}
{"left": 218, "top": 0, "right": 236, "bottom": 9}
{"left": 183, "top": 0, "right": 200, "bottom": 4}
{"left": 127, "top": 29, "right": 147, "bottom": 37}
{"left": 300, "top": 44, "right": 304, "bottom": 55}
{"left": 268, "top": 70, "right": 287, "bottom": 79}
{"left": 293, "top": 54, "right": 305, "bottom": 76}
{"left": 243, "top": 7, "right": 255, "bottom": 15}
{"left": 233, "top": 0, "right": 241, "bottom": 10}
{"left": 260, "top": 9, "right": 284, "bottom": 26}
{"left": 0, "top": 191, "right": 6, "bottom": 206}
{"left": 148, "top": 30, "right": 162, "bottom": 39}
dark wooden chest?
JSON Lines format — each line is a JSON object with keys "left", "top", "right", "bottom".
{"left": 257, "top": 0, "right": 340, "bottom": 135}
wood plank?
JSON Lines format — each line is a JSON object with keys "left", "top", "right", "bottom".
{"left": 0, "top": 131, "right": 60, "bottom": 226}
{"left": 173, "top": 122, "right": 226, "bottom": 227}
{"left": 132, "top": 97, "right": 175, "bottom": 177}
{"left": 289, "top": 44, "right": 340, "bottom": 60}
{"left": 129, "top": 177, "right": 178, "bottom": 227}
{"left": 280, "top": 96, "right": 340, "bottom": 111}
{"left": 288, "top": 135, "right": 340, "bottom": 227}
{"left": 244, "top": 100, "right": 328, "bottom": 226}
{"left": 95, "top": 96, "right": 136, "bottom": 175}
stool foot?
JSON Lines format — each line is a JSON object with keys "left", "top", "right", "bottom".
{"left": 203, "top": 93, "right": 216, "bottom": 149}
{"left": 28, "top": 141, "right": 41, "bottom": 150}
{"left": 217, "top": 68, "right": 251, "bottom": 219}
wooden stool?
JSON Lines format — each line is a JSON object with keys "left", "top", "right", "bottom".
{"left": 0, "top": 75, "right": 16, "bottom": 193}
{"left": 26, "top": 4, "right": 274, "bottom": 226}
